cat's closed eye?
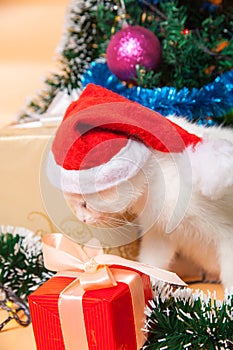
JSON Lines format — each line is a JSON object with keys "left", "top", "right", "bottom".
{"left": 80, "top": 201, "right": 87, "bottom": 208}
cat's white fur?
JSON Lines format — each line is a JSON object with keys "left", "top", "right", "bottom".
{"left": 64, "top": 117, "right": 233, "bottom": 290}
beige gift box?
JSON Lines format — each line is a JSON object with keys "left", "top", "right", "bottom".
{"left": 0, "top": 123, "right": 57, "bottom": 234}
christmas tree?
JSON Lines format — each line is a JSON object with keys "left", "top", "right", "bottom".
{"left": 19, "top": 0, "right": 233, "bottom": 126}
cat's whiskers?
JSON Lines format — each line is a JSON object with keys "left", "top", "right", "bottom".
{"left": 121, "top": 211, "right": 141, "bottom": 227}
{"left": 98, "top": 212, "right": 141, "bottom": 230}
{"left": 97, "top": 217, "right": 139, "bottom": 241}
{"left": 100, "top": 216, "right": 128, "bottom": 227}
{"left": 88, "top": 217, "right": 140, "bottom": 241}
{"left": 95, "top": 218, "right": 127, "bottom": 238}
{"left": 122, "top": 215, "right": 141, "bottom": 228}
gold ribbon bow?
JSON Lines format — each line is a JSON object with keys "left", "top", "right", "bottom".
{"left": 42, "top": 233, "right": 186, "bottom": 288}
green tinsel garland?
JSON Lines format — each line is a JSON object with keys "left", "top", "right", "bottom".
{"left": 1, "top": 228, "right": 233, "bottom": 348}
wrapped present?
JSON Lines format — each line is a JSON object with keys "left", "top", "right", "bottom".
{"left": 0, "top": 123, "right": 57, "bottom": 234}
{"left": 28, "top": 233, "right": 186, "bottom": 350}
{"left": 0, "top": 90, "right": 75, "bottom": 234}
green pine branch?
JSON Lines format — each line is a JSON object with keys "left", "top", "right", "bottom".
{"left": 134, "top": 1, "right": 233, "bottom": 89}
{"left": 0, "top": 232, "right": 53, "bottom": 300}
{"left": 144, "top": 284, "right": 233, "bottom": 349}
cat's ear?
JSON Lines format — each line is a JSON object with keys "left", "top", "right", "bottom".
{"left": 186, "top": 138, "right": 233, "bottom": 200}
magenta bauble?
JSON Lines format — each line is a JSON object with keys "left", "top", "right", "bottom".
{"left": 106, "top": 25, "right": 162, "bottom": 83}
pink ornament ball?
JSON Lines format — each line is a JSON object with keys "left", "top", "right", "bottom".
{"left": 106, "top": 25, "right": 162, "bottom": 83}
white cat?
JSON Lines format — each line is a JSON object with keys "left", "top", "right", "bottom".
{"left": 64, "top": 117, "right": 233, "bottom": 290}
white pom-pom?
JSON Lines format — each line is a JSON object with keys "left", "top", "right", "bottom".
{"left": 186, "top": 138, "right": 233, "bottom": 199}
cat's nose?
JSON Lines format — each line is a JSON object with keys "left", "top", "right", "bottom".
{"left": 77, "top": 212, "right": 95, "bottom": 224}
{"left": 74, "top": 211, "right": 87, "bottom": 223}
{"left": 82, "top": 217, "right": 96, "bottom": 224}
{"left": 79, "top": 214, "right": 87, "bottom": 223}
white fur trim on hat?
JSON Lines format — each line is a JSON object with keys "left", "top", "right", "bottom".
{"left": 47, "top": 139, "right": 152, "bottom": 194}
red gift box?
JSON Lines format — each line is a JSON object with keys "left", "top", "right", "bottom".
{"left": 28, "top": 234, "right": 186, "bottom": 350}
{"left": 28, "top": 270, "right": 152, "bottom": 350}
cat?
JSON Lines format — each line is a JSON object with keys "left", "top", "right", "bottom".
{"left": 64, "top": 117, "right": 233, "bottom": 290}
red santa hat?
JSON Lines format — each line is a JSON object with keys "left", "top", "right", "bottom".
{"left": 47, "top": 84, "right": 202, "bottom": 194}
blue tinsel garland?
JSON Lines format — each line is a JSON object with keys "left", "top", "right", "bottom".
{"left": 138, "top": 0, "right": 221, "bottom": 12}
{"left": 81, "top": 62, "right": 233, "bottom": 126}
{"left": 138, "top": 0, "right": 172, "bottom": 4}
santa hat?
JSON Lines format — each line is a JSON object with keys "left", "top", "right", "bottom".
{"left": 47, "top": 83, "right": 203, "bottom": 194}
